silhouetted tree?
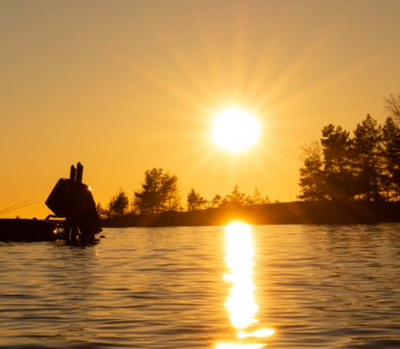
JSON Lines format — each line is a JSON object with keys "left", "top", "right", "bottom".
{"left": 96, "top": 202, "right": 108, "bottom": 219}
{"left": 187, "top": 189, "right": 208, "bottom": 211}
{"left": 298, "top": 142, "right": 327, "bottom": 201}
{"left": 382, "top": 117, "right": 400, "bottom": 200}
{"left": 352, "top": 115, "right": 383, "bottom": 201}
{"left": 108, "top": 189, "right": 130, "bottom": 217}
{"left": 220, "top": 186, "right": 247, "bottom": 208}
{"left": 384, "top": 94, "right": 400, "bottom": 120}
{"left": 133, "top": 168, "right": 180, "bottom": 214}
{"left": 321, "top": 124, "right": 354, "bottom": 200}
{"left": 245, "top": 188, "right": 270, "bottom": 205}
{"left": 209, "top": 194, "right": 222, "bottom": 208}
{"left": 298, "top": 112, "right": 400, "bottom": 202}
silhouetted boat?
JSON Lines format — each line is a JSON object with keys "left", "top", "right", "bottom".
{"left": 0, "top": 163, "right": 102, "bottom": 244}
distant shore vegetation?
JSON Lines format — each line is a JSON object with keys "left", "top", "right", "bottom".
{"left": 97, "top": 167, "right": 272, "bottom": 220}
{"left": 299, "top": 94, "right": 400, "bottom": 202}
{"left": 97, "top": 94, "right": 400, "bottom": 223}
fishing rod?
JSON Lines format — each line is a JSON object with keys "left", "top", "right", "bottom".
{"left": 0, "top": 200, "right": 36, "bottom": 216}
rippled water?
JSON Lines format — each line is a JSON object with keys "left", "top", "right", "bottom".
{"left": 1, "top": 224, "right": 400, "bottom": 349}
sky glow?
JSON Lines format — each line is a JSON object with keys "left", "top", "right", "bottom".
{"left": 1, "top": 0, "right": 400, "bottom": 217}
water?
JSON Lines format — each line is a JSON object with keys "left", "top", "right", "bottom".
{"left": 1, "top": 224, "right": 400, "bottom": 349}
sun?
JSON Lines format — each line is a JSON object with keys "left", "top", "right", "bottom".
{"left": 212, "top": 108, "right": 262, "bottom": 152}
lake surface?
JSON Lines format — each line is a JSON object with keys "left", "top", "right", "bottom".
{"left": 1, "top": 223, "right": 400, "bottom": 349}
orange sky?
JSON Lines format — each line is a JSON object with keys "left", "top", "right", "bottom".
{"left": 1, "top": 0, "right": 400, "bottom": 218}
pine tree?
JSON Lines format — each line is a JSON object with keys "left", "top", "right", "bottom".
{"left": 298, "top": 142, "right": 327, "bottom": 201}
{"left": 133, "top": 168, "right": 179, "bottom": 214}
{"left": 352, "top": 115, "right": 383, "bottom": 201}
{"left": 320, "top": 124, "right": 353, "bottom": 200}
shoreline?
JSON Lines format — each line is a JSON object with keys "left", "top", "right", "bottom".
{"left": 101, "top": 201, "right": 400, "bottom": 227}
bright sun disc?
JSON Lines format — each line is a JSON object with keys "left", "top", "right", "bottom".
{"left": 212, "top": 108, "right": 261, "bottom": 152}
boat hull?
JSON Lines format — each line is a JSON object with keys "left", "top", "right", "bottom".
{"left": 0, "top": 163, "right": 101, "bottom": 244}
{"left": 0, "top": 219, "right": 60, "bottom": 242}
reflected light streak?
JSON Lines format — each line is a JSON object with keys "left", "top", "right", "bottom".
{"left": 216, "top": 344, "right": 265, "bottom": 349}
{"left": 237, "top": 329, "right": 275, "bottom": 339}
{"left": 216, "top": 222, "right": 274, "bottom": 349}
{"left": 224, "top": 223, "right": 258, "bottom": 329}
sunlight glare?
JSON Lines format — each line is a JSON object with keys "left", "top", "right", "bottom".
{"left": 237, "top": 329, "right": 275, "bottom": 339}
{"left": 224, "top": 223, "right": 258, "bottom": 329}
{"left": 216, "top": 344, "right": 265, "bottom": 349}
{"left": 216, "top": 222, "right": 274, "bottom": 349}
{"left": 212, "top": 108, "right": 261, "bottom": 152}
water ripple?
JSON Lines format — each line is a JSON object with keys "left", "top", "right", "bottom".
{"left": 1, "top": 224, "right": 400, "bottom": 348}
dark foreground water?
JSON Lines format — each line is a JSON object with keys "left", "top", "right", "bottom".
{"left": 1, "top": 223, "right": 400, "bottom": 349}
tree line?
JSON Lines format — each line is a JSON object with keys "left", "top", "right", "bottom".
{"left": 98, "top": 168, "right": 271, "bottom": 219}
{"left": 298, "top": 94, "right": 400, "bottom": 202}
{"left": 99, "top": 93, "right": 400, "bottom": 218}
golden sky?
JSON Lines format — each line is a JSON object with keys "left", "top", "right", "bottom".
{"left": 1, "top": 0, "right": 400, "bottom": 218}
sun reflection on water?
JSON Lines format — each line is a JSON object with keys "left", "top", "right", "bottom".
{"left": 216, "top": 222, "right": 274, "bottom": 349}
